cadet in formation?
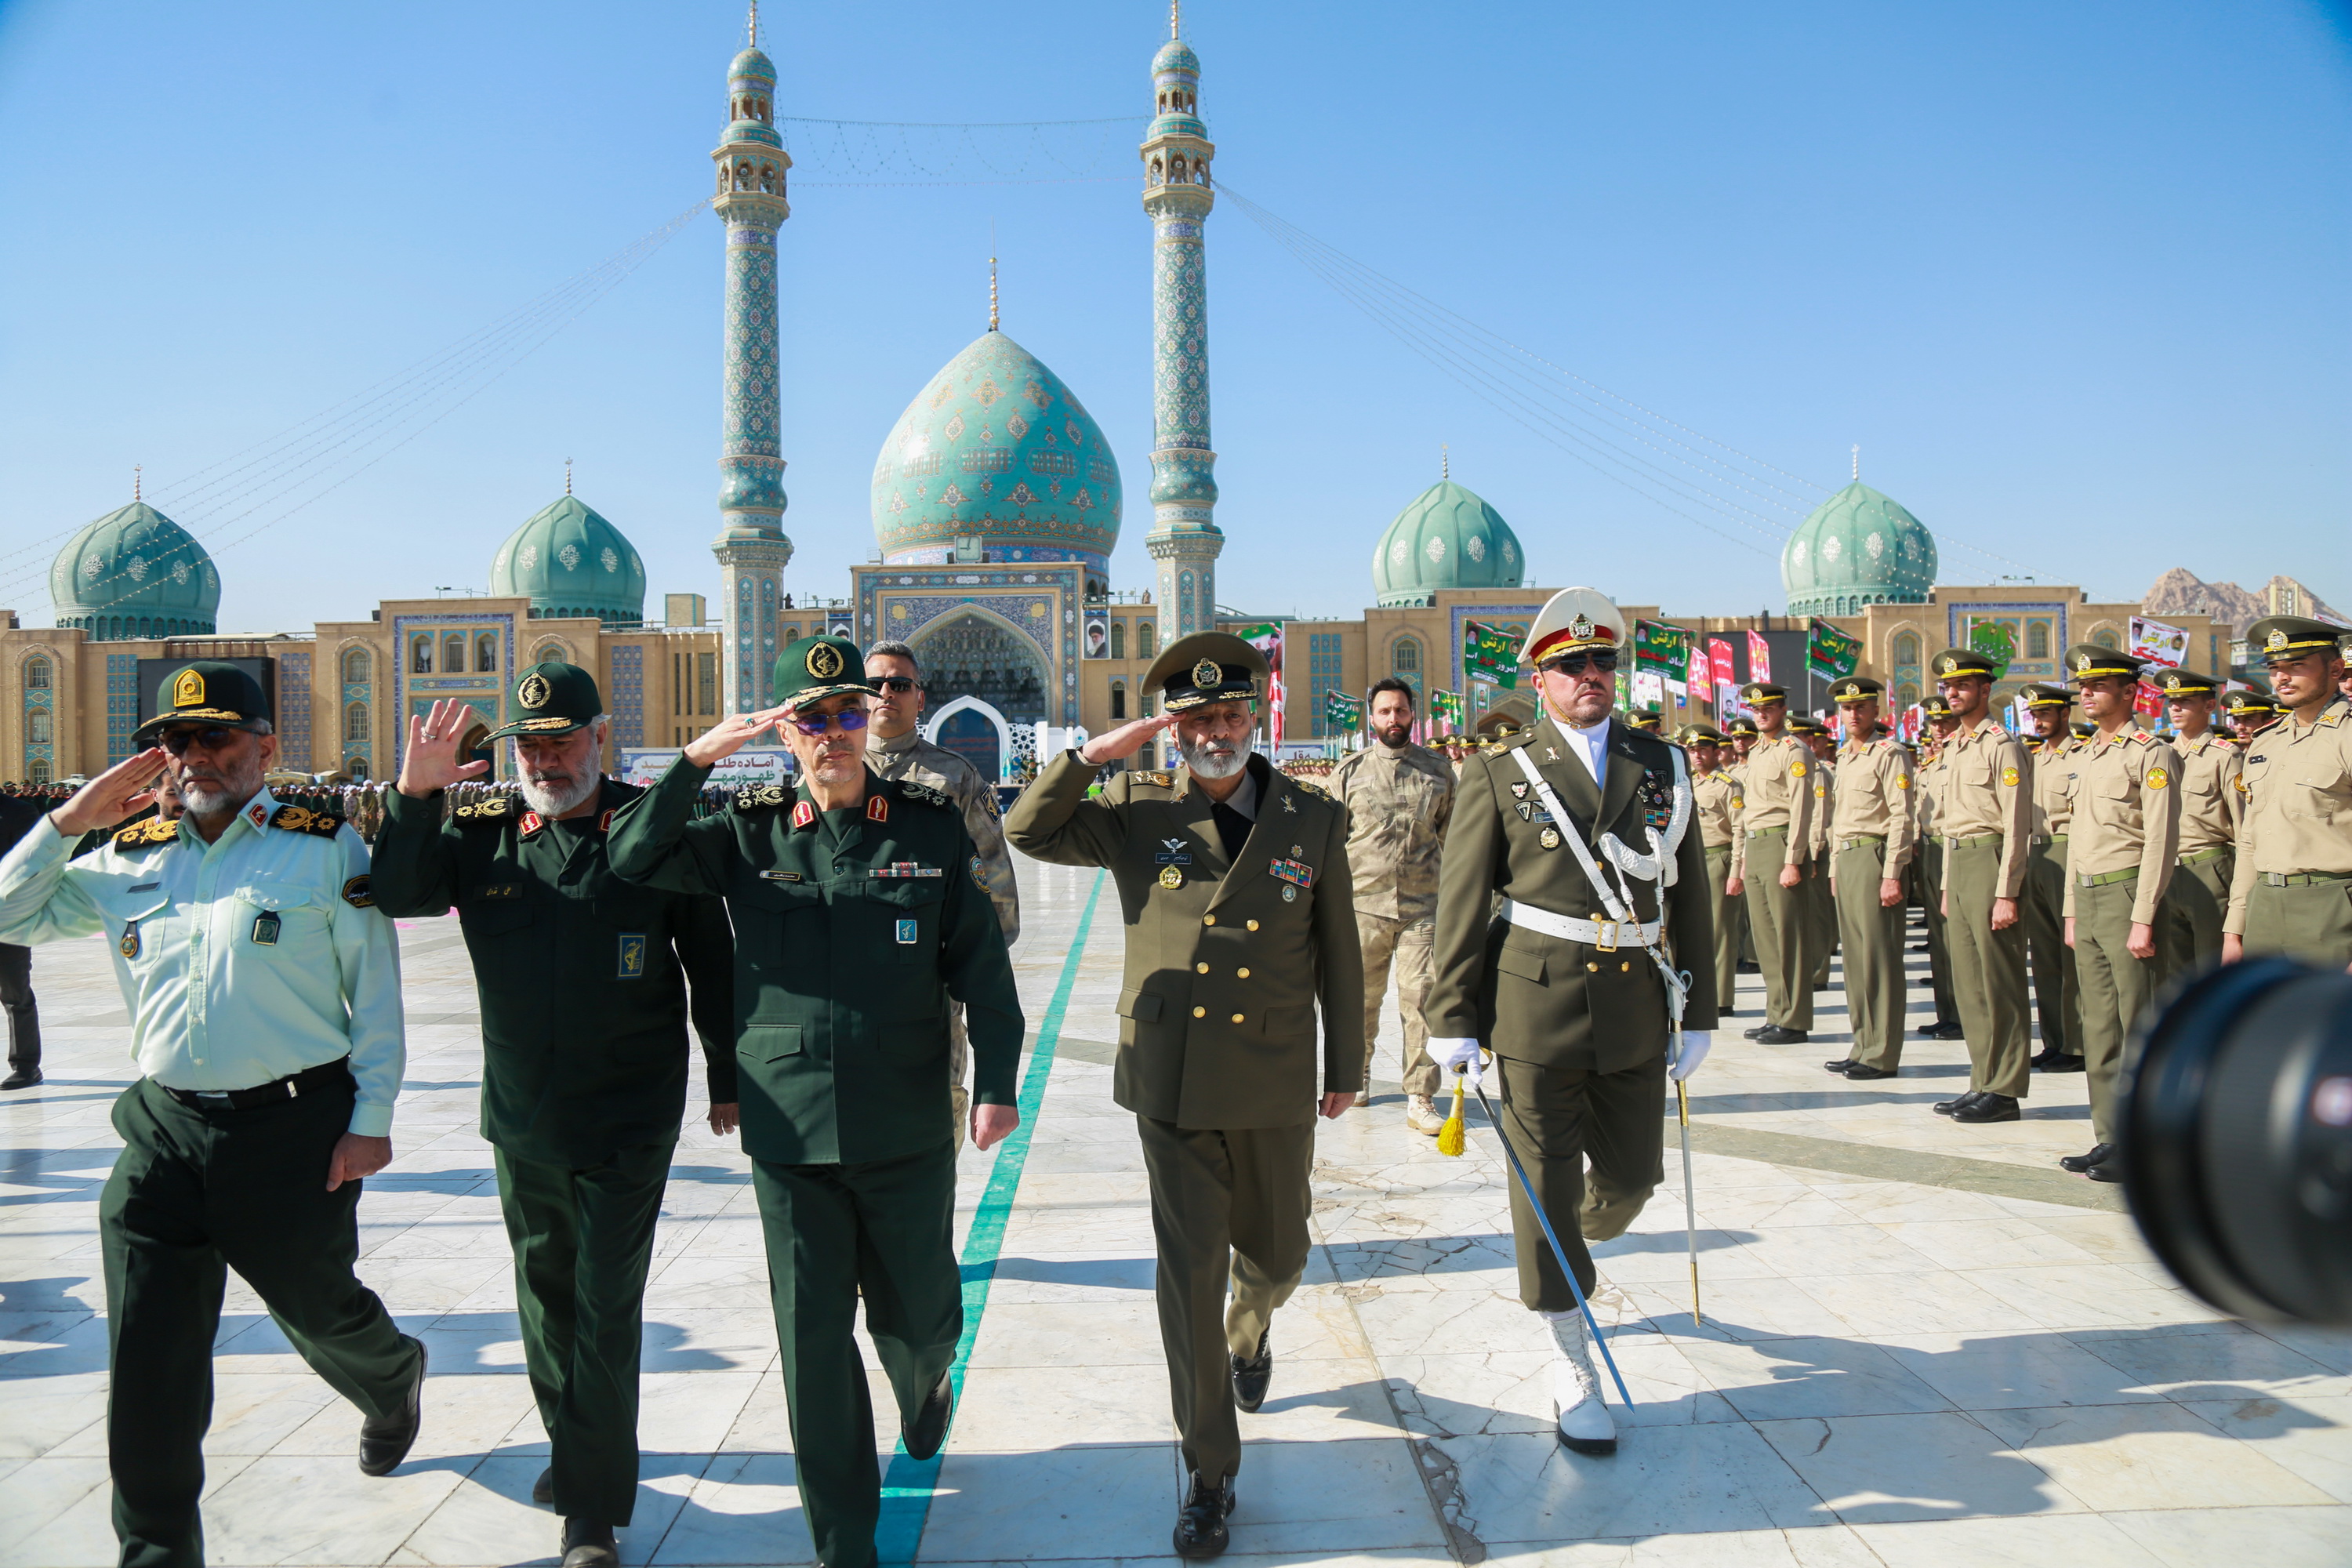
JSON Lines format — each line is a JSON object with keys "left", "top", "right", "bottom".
{"left": 609, "top": 634, "right": 1025, "bottom": 1568}
{"left": 2153, "top": 666, "right": 2241, "bottom": 972}
{"left": 2018, "top": 684, "right": 2085, "bottom": 1073}
{"left": 1425, "top": 589, "right": 1716, "bottom": 1458}
{"left": 1004, "top": 632, "right": 1363, "bottom": 1560}
{"left": 0, "top": 662, "right": 422, "bottom": 1568}
{"left": 2223, "top": 616, "right": 2352, "bottom": 970}
{"left": 2225, "top": 689, "right": 2281, "bottom": 742}
{"left": 370, "top": 664, "right": 738, "bottom": 1568}
{"left": 1820, "top": 678, "right": 1915, "bottom": 1082}
{"left": 1679, "top": 724, "right": 1744, "bottom": 1018}
{"left": 0, "top": 785, "right": 47, "bottom": 1089}
{"left": 1726, "top": 682, "right": 1817, "bottom": 1045}
{"left": 1327, "top": 676, "right": 1455, "bottom": 1138}
{"left": 1789, "top": 714, "right": 1838, "bottom": 996}
{"left": 1909, "top": 695, "right": 1965, "bottom": 1039}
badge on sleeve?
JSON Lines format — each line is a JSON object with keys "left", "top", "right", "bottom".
{"left": 2001, "top": 766, "right": 2020, "bottom": 787}
{"left": 342, "top": 875, "right": 375, "bottom": 909}
{"left": 617, "top": 934, "right": 648, "bottom": 978}
{"left": 970, "top": 855, "right": 988, "bottom": 891}
{"left": 2145, "top": 768, "right": 2169, "bottom": 789}
{"left": 1791, "top": 760, "right": 1808, "bottom": 779}
{"left": 895, "top": 918, "right": 919, "bottom": 945}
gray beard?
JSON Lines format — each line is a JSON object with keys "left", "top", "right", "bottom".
{"left": 1181, "top": 738, "right": 1249, "bottom": 781}
{"left": 177, "top": 759, "right": 263, "bottom": 818}
{"left": 519, "top": 771, "right": 599, "bottom": 818}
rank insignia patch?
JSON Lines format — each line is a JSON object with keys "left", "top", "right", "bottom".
{"left": 342, "top": 875, "right": 374, "bottom": 909}
{"left": 895, "top": 918, "right": 919, "bottom": 945}
{"left": 1539, "top": 827, "right": 1563, "bottom": 850}
{"left": 2145, "top": 768, "right": 2169, "bottom": 789}
{"left": 617, "top": 934, "right": 648, "bottom": 978}
{"left": 866, "top": 794, "right": 890, "bottom": 823}
{"left": 791, "top": 800, "right": 816, "bottom": 829}
{"left": 1509, "top": 782, "right": 1530, "bottom": 800}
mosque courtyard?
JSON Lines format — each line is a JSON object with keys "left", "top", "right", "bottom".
{"left": 2, "top": 856, "right": 2348, "bottom": 1567}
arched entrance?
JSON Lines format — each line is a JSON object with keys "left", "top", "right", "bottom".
{"left": 909, "top": 610, "right": 1051, "bottom": 724}
{"left": 926, "top": 695, "right": 1012, "bottom": 781}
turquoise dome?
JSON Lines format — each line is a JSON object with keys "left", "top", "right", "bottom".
{"left": 1154, "top": 38, "right": 1200, "bottom": 75}
{"left": 50, "top": 501, "right": 220, "bottom": 639}
{"left": 1781, "top": 481, "right": 1937, "bottom": 618}
{"left": 730, "top": 47, "right": 775, "bottom": 81}
{"left": 1371, "top": 481, "right": 1526, "bottom": 607}
{"left": 870, "top": 329, "right": 1121, "bottom": 581}
{"left": 488, "top": 495, "right": 647, "bottom": 626}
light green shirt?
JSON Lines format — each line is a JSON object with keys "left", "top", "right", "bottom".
{"left": 0, "top": 790, "right": 406, "bottom": 1135}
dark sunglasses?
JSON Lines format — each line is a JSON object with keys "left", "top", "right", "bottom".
{"left": 158, "top": 726, "right": 240, "bottom": 755}
{"left": 1539, "top": 650, "right": 1619, "bottom": 676}
{"left": 873, "top": 677, "right": 920, "bottom": 694}
{"left": 787, "top": 709, "right": 871, "bottom": 736}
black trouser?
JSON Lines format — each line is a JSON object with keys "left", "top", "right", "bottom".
{"left": 1, "top": 942, "right": 38, "bottom": 1070}
{"left": 1494, "top": 1051, "right": 1667, "bottom": 1310}
{"left": 102, "top": 1073, "right": 421, "bottom": 1568}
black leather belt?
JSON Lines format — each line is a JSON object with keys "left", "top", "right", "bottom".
{"left": 161, "top": 1057, "right": 352, "bottom": 1112}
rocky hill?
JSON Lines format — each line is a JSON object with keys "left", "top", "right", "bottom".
{"left": 2143, "top": 568, "right": 2345, "bottom": 629}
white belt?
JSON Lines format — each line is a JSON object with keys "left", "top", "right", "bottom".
{"left": 1500, "top": 897, "right": 1660, "bottom": 952}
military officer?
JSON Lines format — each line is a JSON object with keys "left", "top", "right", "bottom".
{"left": 1790, "top": 715, "right": 1838, "bottom": 994}
{"left": 2019, "top": 684, "right": 2085, "bottom": 1073}
{"left": 370, "top": 664, "right": 737, "bottom": 1568}
{"left": 864, "top": 639, "right": 1022, "bottom": 1149}
{"left": 1629, "top": 706, "right": 1664, "bottom": 734}
{"left": 1819, "top": 679, "right": 1916, "bottom": 1080}
{"left": 1923, "top": 648, "right": 2034, "bottom": 1123}
{"left": 1724, "top": 682, "right": 1817, "bottom": 1044}
{"left": 1722, "top": 713, "right": 1762, "bottom": 968}
{"left": 2051, "top": 645, "right": 2180, "bottom": 1182}
{"left": 1424, "top": 589, "right": 1715, "bottom": 1458}
{"left": 1682, "top": 724, "right": 1744, "bottom": 1016}
{"left": 1327, "top": 677, "right": 1455, "bottom": 1137}
{"left": 608, "top": 635, "right": 1025, "bottom": 1568}
{"left": 0, "top": 662, "right": 423, "bottom": 1568}
{"left": 2154, "top": 667, "right": 2241, "bottom": 972}
{"left": 2225, "top": 689, "right": 2280, "bottom": 741}
{"left": 1911, "top": 695, "right": 1965, "bottom": 1039}
{"left": 2223, "top": 617, "right": 2352, "bottom": 969}
{"left": 1004, "top": 632, "right": 1361, "bottom": 1560}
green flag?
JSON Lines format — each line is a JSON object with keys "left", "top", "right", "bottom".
{"left": 1429, "top": 688, "right": 1465, "bottom": 729}
{"left": 1323, "top": 690, "right": 1362, "bottom": 731}
{"left": 1967, "top": 620, "right": 2017, "bottom": 678}
{"left": 1632, "top": 619, "right": 1691, "bottom": 674}
{"left": 1806, "top": 618, "right": 1863, "bottom": 680}
{"left": 1463, "top": 621, "right": 1523, "bottom": 689}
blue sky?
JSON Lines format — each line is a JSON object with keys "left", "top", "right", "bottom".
{"left": 1, "top": 0, "right": 2345, "bottom": 632}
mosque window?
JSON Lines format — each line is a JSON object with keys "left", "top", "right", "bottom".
{"left": 1892, "top": 631, "right": 1921, "bottom": 669}
{"left": 535, "top": 641, "right": 568, "bottom": 666}
{"left": 1109, "top": 621, "right": 1126, "bottom": 660}
{"left": 1392, "top": 636, "right": 1421, "bottom": 674}
{"left": 1149, "top": 156, "right": 1163, "bottom": 184}
{"left": 758, "top": 165, "right": 775, "bottom": 194}
{"left": 476, "top": 633, "right": 499, "bottom": 673}
{"left": 27, "top": 710, "right": 52, "bottom": 745}
{"left": 24, "top": 658, "right": 49, "bottom": 691}
{"left": 342, "top": 648, "right": 370, "bottom": 684}
{"left": 698, "top": 652, "right": 717, "bottom": 715}
{"left": 2027, "top": 622, "right": 2050, "bottom": 659}
{"left": 1896, "top": 681, "right": 1921, "bottom": 710}
{"left": 1138, "top": 622, "right": 1156, "bottom": 659}
{"left": 2092, "top": 625, "right": 2122, "bottom": 650}
{"left": 1111, "top": 681, "right": 1127, "bottom": 720}
{"left": 442, "top": 634, "right": 468, "bottom": 673}
{"left": 343, "top": 703, "right": 368, "bottom": 744}
{"left": 410, "top": 636, "right": 433, "bottom": 673}
{"left": 27, "top": 758, "right": 50, "bottom": 786}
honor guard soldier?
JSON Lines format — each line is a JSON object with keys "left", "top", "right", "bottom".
{"left": 1789, "top": 715, "right": 1839, "bottom": 994}
{"left": 1004, "top": 633, "right": 1363, "bottom": 1560}
{"left": 0, "top": 662, "right": 422, "bottom": 1568}
{"left": 1328, "top": 677, "right": 1456, "bottom": 1137}
{"left": 1820, "top": 679, "right": 1916, "bottom": 1080}
{"left": 863, "top": 639, "right": 1022, "bottom": 1148}
{"left": 1723, "top": 682, "right": 1817, "bottom": 1044}
{"left": 1682, "top": 724, "right": 1744, "bottom": 1017}
{"left": 2019, "top": 684, "right": 2085, "bottom": 1073}
{"left": 2225, "top": 689, "right": 2280, "bottom": 741}
{"left": 1923, "top": 649, "right": 2034, "bottom": 1123}
{"left": 608, "top": 635, "right": 1025, "bottom": 1568}
{"left": 370, "top": 664, "right": 738, "bottom": 1568}
{"left": 1425, "top": 590, "right": 1715, "bottom": 1457}
{"left": 2054, "top": 645, "right": 2180, "bottom": 1182}
{"left": 2223, "top": 618, "right": 2352, "bottom": 969}
{"left": 1911, "top": 695, "right": 1965, "bottom": 1038}
{"left": 2154, "top": 667, "right": 2241, "bottom": 971}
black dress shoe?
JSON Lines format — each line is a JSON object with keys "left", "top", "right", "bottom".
{"left": 2057, "top": 1143, "right": 2114, "bottom": 1174}
{"left": 533, "top": 1466, "right": 554, "bottom": 1507}
{"left": 1933, "top": 1090, "right": 1982, "bottom": 1116}
{"left": 1842, "top": 1065, "right": 1898, "bottom": 1081}
{"left": 902, "top": 1370, "right": 955, "bottom": 1461}
{"left": 1742, "top": 1025, "right": 1772, "bottom": 1040}
{"left": 2085, "top": 1153, "right": 2125, "bottom": 1183}
{"left": 1173, "top": 1472, "right": 1236, "bottom": 1559}
{"left": 1823, "top": 1058, "right": 1858, "bottom": 1074}
{"left": 2032, "top": 1050, "right": 2086, "bottom": 1073}
{"left": 1918, "top": 1022, "right": 1965, "bottom": 1040}
{"left": 1231, "top": 1330, "right": 1272, "bottom": 1414}
{"left": 358, "top": 1337, "right": 426, "bottom": 1476}
{"left": 559, "top": 1519, "right": 619, "bottom": 1568}
{"left": 1951, "top": 1092, "right": 2022, "bottom": 1123}
{"left": 1752, "top": 1026, "right": 1809, "bottom": 1045}
{"left": 0, "top": 1067, "right": 41, "bottom": 1091}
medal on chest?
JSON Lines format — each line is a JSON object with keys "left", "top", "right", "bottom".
{"left": 119, "top": 920, "right": 140, "bottom": 960}
{"left": 1269, "top": 855, "right": 1314, "bottom": 902}
{"left": 1154, "top": 836, "right": 1192, "bottom": 888}
{"left": 1539, "top": 827, "right": 1563, "bottom": 850}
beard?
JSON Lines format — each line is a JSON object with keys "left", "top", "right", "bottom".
{"left": 1180, "top": 735, "right": 1250, "bottom": 781}
{"left": 518, "top": 768, "right": 599, "bottom": 818}
{"left": 1374, "top": 722, "right": 1412, "bottom": 747}
{"left": 174, "top": 751, "right": 264, "bottom": 817}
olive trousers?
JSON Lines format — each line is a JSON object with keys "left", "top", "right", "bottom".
{"left": 2071, "top": 877, "right": 2168, "bottom": 1146}
{"left": 1494, "top": 1051, "right": 1666, "bottom": 1311}
{"left": 1915, "top": 839, "right": 1958, "bottom": 1026}
{"left": 1703, "top": 845, "right": 1741, "bottom": 1012}
{"left": 1835, "top": 840, "right": 1909, "bottom": 1072}
{"left": 2240, "top": 877, "right": 2352, "bottom": 969}
{"left": 1944, "top": 840, "right": 2031, "bottom": 1099}
{"left": 2162, "top": 848, "right": 2234, "bottom": 976}
{"left": 2023, "top": 839, "right": 2080, "bottom": 1057}
{"left": 1740, "top": 829, "right": 1815, "bottom": 1030}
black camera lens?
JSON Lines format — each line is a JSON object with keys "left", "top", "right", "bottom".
{"left": 2120, "top": 957, "right": 2352, "bottom": 1327}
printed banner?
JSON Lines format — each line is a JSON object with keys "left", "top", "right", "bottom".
{"left": 1323, "top": 690, "right": 1362, "bottom": 731}
{"left": 1746, "top": 630, "right": 1773, "bottom": 684}
{"left": 1463, "top": 621, "right": 1523, "bottom": 689}
{"left": 1631, "top": 670, "right": 1666, "bottom": 710}
{"left": 2135, "top": 681, "right": 2166, "bottom": 720}
{"left": 1708, "top": 637, "right": 1737, "bottom": 687}
{"left": 1969, "top": 620, "right": 2018, "bottom": 678}
{"left": 1235, "top": 621, "right": 1285, "bottom": 746}
{"left": 1806, "top": 618, "right": 1863, "bottom": 681}
{"left": 1632, "top": 619, "right": 1690, "bottom": 674}
{"left": 1428, "top": 688, "right": 1465, "bottom": 729}
{"left": 2129, "top": 615, "right": 2190, "bottom": 670}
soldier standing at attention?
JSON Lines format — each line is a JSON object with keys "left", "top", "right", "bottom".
{"left": 2222, "top": 618, "right": 2352, "bottom": 969}
{"left": 1424, "top": 590, "right": 1715, "bottom": 1458}
{"left": 1911, "top": 695, "right": 1965, "bottom": 1040}
{"left": 863, "top": 639, "right": 1022, "bottom": 1148}
{"left": 2054, "top": 645, "right": 2180, "bottom": 1183}
{"left": 0, "top": 662, "right": 423, "bottom": 1568}
{"left": 2154, "top": 667, "right": 2241, "bottom": 972}
{"left": 370, "top": 665, "right": 738, "bottom": 1568}
{"left": 1726, "top": 683, "right": 1817, "bottom": 1045}
{"left": 1820, "top": 679, "right": 1915, "bottom": 1081}
{"left": 2225, "top": 690, "right": 2281, "bottom": 742}
{"left": 608, "top": 635, "right": 1024, "bottom": 1568}
{"left": 1682, "top": 725, "right": 1743, "bottom": 1018}
{"left": 1327, "top": 677, "right": 1454, "bottom": 1136}
{"left": 2019, "top": 685, "right": 2085, "bottom": 1074}
{"left": 1004, "top": 633, "right": 1362, "bottom": 1560}
{"left": 1926, "top": 649, "right": 2034, "bottom": 1124}
{"left": 1791, "top": 716, "right": 1839, "bottom": 995}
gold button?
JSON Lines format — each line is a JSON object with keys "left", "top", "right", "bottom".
{"left": 1192, "top": 1006, "right": 1206, "bottom": 1018}
{"left": 1203, "top": 915, "right": 1216, "bottom": 927}
{"left": 1232, "top": 1013, "right": 1245, "bottom": 1024}
{"left": 1236, "top": 967, "right": 1250, "bottom": 978}
{"left": 1196, "top": 962, "right": 1210, "bottom": 974}
{"left": 1621, "top": 961, "right": 1632, "bottom": 972}
{"left": 1246, "top": 920, "right": 1259, "bottom": 931}
{"left": 1587, "top": 961, "right": 1599, "bottom": 972}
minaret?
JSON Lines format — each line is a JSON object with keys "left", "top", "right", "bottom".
{"left": 710, "top": 5, "right": 794, "bottom": 713}
{"left": 1140, "top": 4, "right": 1221, "bottom": 638}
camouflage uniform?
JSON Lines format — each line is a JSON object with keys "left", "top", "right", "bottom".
{"left": 1327, "top": 740, "right": 1454, "bottom": 1102}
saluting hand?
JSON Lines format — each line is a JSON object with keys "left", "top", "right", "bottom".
{"left": 47, "top": 747, "right": 169, "bottom": 837}
{"left": 1077, "top": 713, "right": 1175, "bottom": 767}
{"left": 397, "top": 699, "right": 492, "bottom": 799}
{"left": 684, "top": 707, "right": 791, "bottom": 768}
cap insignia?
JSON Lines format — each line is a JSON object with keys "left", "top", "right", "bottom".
{"left": 517, "top": 673, "right": 551, "bottom": 710}
{"left": 806, "top": 641, "right": 845, "bottom": 680}
{"left": 1191, "top": 658, "right": 1221, "bottom": 689}
{"left": 1568, "top": 613, "right": 1595, "bottom": 641}
{"left": 172, "top": 668, "right": 205, "bottom": 708}
{"left": 2266, "top": 629, "right": 2288, "bottom": 652}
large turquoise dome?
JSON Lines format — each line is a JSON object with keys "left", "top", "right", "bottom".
{"left": 1781, "top": 481, "right": 1937, "bottom": 618}
{"left": 1371, "top": 480, "right": 1525, "bottom": 607}
{"left": 488, "top": 495, "right": 647, "bottom": 625}
{"left": 870, "top": 328, "right": 1121, "bottom": 584}
{"left": 50, "top": 501, "right": 220, "bottom": 639}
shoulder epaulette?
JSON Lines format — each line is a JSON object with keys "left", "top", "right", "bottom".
{"left": 2128, "top": 729, "right": 2154, "bottom": 746}
{"left": 899, "top": 780, "right": 952, "bottom": 808}
{"left": 1287, "top": 776, "right": 1333, "bottom": 802}
{"left": 268, "top": 804, "right": 341, "bottom": 838}
{"left": 733, "top": 784, "right": 791, "bottom": 811}
{"left": 453, "top": 797, "right": 513, "bottom": 824}
{"left": 111, "top": 817, "right": 180, "bottom": 851}
{"left": 1128, "top": 769, "right": 1174, "bottom": 789}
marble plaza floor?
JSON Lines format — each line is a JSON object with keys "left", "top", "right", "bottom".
{"left": 4, "top": 857, "right": 2350, "bottom": 1567}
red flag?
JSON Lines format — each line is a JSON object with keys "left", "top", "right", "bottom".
{"left": 1708, "top": 637, "right": 1735, "bottom": 686}
{"left": 1747, "top": 631, "right": 1773, "bottom": 684}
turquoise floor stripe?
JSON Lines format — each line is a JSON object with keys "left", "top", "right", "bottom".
{"left": 873, "top": 869, "right": 1106, "bottom": 1566}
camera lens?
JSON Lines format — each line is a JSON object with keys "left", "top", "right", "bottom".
{"left": 2121, "top": 957, "right": 2352, "bottom": 1327}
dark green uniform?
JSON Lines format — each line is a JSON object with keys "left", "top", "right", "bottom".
{"left": 608, "top": 758, "right": 1022, "bottom": 1568}
{"left": 368, "top": 777, "right": 735, "bottom": 1527}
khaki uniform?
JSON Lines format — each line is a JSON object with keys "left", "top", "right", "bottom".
{"left": 1691, "top": 769, "right": 1743, "bottom": 1011}
{"left": 1830, "top": 739, "right": 1916, "bottom": 1072}
{"left": 1806, "top": 760, "right": 1838, "bottom": 991}
{"left": 2024, "top": 736, "right": 2083, "bottom": 1057}
{"left": 1930, "top": 717, "right": 2034, "bottom": 1098}
{"left": 2165, "top": 731, "right": 2241, "bottom": 972}
{"left": 2062, "top": 729, "right": 2180, "bottom": 1143}
{"left": 2226, "top": 696, "right": 2352, "bottom": 965}
{"left": 1732, "top": 733, "right": 1818, "bottom": 1029}
{"left": 1911, "top": 742, "right": 1959, "bottom": 1027}
{"left": 867, "top": 728, "right": 1022, "bottom": 1147}
{"left": 1327, "top": 742, "right": 1454, "bottom": 1098}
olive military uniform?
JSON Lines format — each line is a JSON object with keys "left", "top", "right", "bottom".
{"left": 2020, "top": 689, "right": 2083, "bottom": 1062}
{"left": 1686, "top": 739, "right": 1744, "bottom": 1014}
{"left": 1327, "top": 739, "right": 1454, "bottom": 1100}
{"left": 2154, "top": 667, "right": 2242, "bottom": 973}
{"left": 2225, "top": 619, "right": 2352, "bottom": 966}
{"left": 1825, "top": 682, "right": 1916, "bottom": 1074}
{"left": 1731, "top": 691, "right": 1818, "bottom": 1033}
{"left": 1926, "top": 673, "right": 2034, "bottom": 1104}
{"left": 1911, "top": 714, "right": 1962, "bottom": 1031}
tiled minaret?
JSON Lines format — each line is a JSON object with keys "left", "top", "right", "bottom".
{"left": 1140, "top": 5, "right": 1221, "bottom": 640}
{"left": 711, "top": 6, "right": 793, "bottom": 713}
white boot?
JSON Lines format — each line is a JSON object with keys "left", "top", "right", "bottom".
{"left": 1544, "top": 1308, "right": 1618, "bottom": 1455}
{"left": 1405, "top": 1094, "right": 1445, "bottom": 1134}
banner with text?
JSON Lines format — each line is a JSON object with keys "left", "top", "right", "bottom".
{"left": 2129, "top": 615, "right": 2190, "bottom": 670}
{"left": 1806, "top": 618, "right": 1863, "bottom": 681}
{"left": 1746, "top": 630, "right": 1773, "bottom": 684}
{"left": 1463, "top": 621, "right": 1523, "bottom": 689}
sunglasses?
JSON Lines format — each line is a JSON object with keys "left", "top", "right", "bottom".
{"left": 1538, "top": 650, "right": 1619, "bottom": 676}
{"left": 873, "top": 677, "right": 920, "bottom": 694}
{"left": 158, "top": 726, "right": 240, "bottom": 755}
{"left": 787, "top": 708, "right": 871, "bottom": 736}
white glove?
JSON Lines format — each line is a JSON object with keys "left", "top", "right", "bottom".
{"left": 1432, "top": 1036, "right": 1486, "bottom": 1091}
{"left": 1668, "top": 1030, "right": 1711, "bottom": 1082}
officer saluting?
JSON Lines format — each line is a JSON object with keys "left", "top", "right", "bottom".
{"left": 369, "top": 663, "right": 738, "bottom": 1568}
{"left": 1424, "top": 590, "right": 1716, "bottom": 1459}
{"left": 2223, "top": 617, "right": 2352, "bottom": 969}
{"left": 0, "top": 662, "right": 423, "bottom": 1568}
{"left": 1004, "top": 632, "right": 1362, "bottom": 1561}
{"left": 2153, "top": 666, "right": 2240, "bottom": 971}
{"left": 608, "top": 635, "right": 1025, "bottom": 1568}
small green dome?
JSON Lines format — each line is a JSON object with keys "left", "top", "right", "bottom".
{"left": 730, "top": 47, "right": 775, "bottom": 82}
{"left": 50, "top": 501, "right": 220, "bottom": 639}
{"left": 1781, "top": 481, "right": 1937, "bottom": 618}
{"left": 488, "top": 495, "right": 647, "bottom": 626}
{"left": 1153, "top": 38, "right": 1200, "bottom": 76}
{"left": 1371, "top": 480, "right": 1525, "bottom": 608}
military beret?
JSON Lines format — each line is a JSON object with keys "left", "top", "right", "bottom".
{"left": 1930, "top": 648, "right": 1998, "bottom": 680}
{"left": 2064, "top": 644, "right": 2143, "bottom": 683}
{"left": 1828, "top": 677, "right": 1882, "bottom": 705}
